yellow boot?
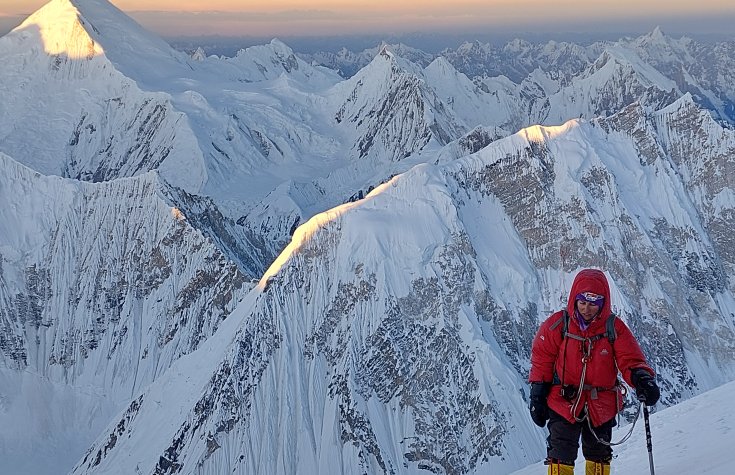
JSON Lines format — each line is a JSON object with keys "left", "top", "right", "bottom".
{"left": 548, "top": 461, "right": 575, "bottom": 475}
{"left": 585, "top": 460, "right": 610, "bottom": 475}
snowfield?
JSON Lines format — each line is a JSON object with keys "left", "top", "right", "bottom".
{"left": 512, "top": 379, "right": 735, "bottom": 474}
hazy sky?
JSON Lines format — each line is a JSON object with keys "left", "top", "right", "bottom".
{"left": 2, "top": 0, "right": 735, "bottom": 39}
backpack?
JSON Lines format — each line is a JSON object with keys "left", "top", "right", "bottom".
{"left": 549, "top": 310, "right": 617, "bottom": 344}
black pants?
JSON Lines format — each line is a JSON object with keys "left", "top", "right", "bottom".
{"left": 546, "top": 409, "right": 615, "bottom": 464}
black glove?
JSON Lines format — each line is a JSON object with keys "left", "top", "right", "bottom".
{"left": 529, "top": 382, "right": 551, "bottom": 427}
{"left": 631, "top": 368, "right": 660, "bottom": 406}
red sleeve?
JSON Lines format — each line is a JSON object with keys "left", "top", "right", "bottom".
{"left": 613, "top": 318, "right": 654, "bottom": 386}
{"left": 529, "top": 313, "right": 563, "bottom": 382}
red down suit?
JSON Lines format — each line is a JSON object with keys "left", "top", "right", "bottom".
{"left": 529, "top": 269, "right": 654, "bottom": 426}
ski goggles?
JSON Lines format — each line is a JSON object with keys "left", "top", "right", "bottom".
{"left": 576, "top": 292, "right": 605, "bottom": 307}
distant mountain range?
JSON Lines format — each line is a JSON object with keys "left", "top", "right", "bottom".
{"left": 1, "top": 1, "right": 734, "bottom": 474}
{"left": 300, "top": 27, "right": 735, "bottom": 127}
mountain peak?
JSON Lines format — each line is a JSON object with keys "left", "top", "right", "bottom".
{"left": 656, "top": 92, "right": 699, "bottom": 116}
{"left": 426, "top": 55, "right": 459, "bottom": 78}
{"left": 13, "top": 0, "right": 186, "bottom": 85}
{"left": 268, "top": 37, "right": 293, "bottom": 53}
{"left": 504, "top": 38, "right": 533, "bottom": 53}
{"left": 379, "top": 43, "right": 394, "bottom": 59}
{"left": 230, "top": 38, "right": 339, "bottom": 83}
{"left": 15, "top": 0, "right": 103, "bottom": 59}
{"left": 637, "top": 26, "right": 671, "bottom": 47}
{"left": 649, "top": 26, "right": 666, "bottom": 40}
{"left": 235, "top": 38, "right": 298, "bottom": 65}
{"left": 190, "top": 46, "right": 206, "bottom": 61}
{"left": 456, "top": 40, "right": 488, "bottom": 54}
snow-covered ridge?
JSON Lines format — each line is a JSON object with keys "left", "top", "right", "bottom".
{"left": 71, "top": 108, "right": 735, "bottom": 473}
{"left": 1, "top": 2, "right": 735, "bottom": 473}
{"left": 0, "top": 151, "right": 249, "bottom": 473}
{"left": 227, "top": 38, "right": 341, "bottom": 87}
{"left": 0, "top": 152, "right": 247, "bottom": 384}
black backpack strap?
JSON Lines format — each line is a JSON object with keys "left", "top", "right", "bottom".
{"left": 606, "top": 313, "right": 617, "bottom": 343}
{"left": 555, "top": 312, "right": 617, "bottom": 344}
{"left": 549, "top": 310, "right": 569, "bottom": 337}
{"left": 550, "top": 311, "right": 569, "bottom": 385}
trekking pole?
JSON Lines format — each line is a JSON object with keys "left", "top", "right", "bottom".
{"left": 642, "top": 403, "right": 655, "bottom": 475}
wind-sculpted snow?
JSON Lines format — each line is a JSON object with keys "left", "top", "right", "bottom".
{"left": 3, "top": 3, "right": 735, "bottom": 474}
{"left": 72, "top": 168, "right": 549, "bottom": 474}
{"left": 47, "top": 103, "right": 735, "bottom": 473}
{"left": 0, "top": 153, "right": 249, "bottom": 472}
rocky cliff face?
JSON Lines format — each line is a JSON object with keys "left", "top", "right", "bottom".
{"left": 71, "top": 100, "right": 735, "bottom": 474}
{"left": 0, "top": 156, "right": 248, "bottom": 382}
{"left": 2, "top": 3, "right": 735, "bottom": 474}
{"left": 331, "top": 48, "right": 466, "bottom": 163}
{"left": 0, "top": 153, "right": 249, "bottom": 471}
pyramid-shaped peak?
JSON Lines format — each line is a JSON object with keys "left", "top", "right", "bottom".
{"left": 12, "top": 0, "right": 186, "bottom": 83}
{"left": 345, "top": 43, "right": 399, "bottom": 78}
{"left": 657, "top": 92, "right": 698, "bottom": 115}
{"left": 375, "top": 43, "right": 429, "bottom": 71}
{"left": 14, "top": 0, "right": 104, "bottom": 58}
{"left": 346, "top": 45, "right": 397, "bottom": 83}
{"left": 18, "top": 0, "right": 79, "bottom": 26}
{"left": 426, "top": 55, "right": 457, "bottom": 75}
{"left": 649, "top": 26, "right": 666, "bottom": 39}
{"left": 191, "top": 46, "right": 207, "bottom": 61}
{"left": 18, "top": 0, "right": 157, "bottom": 44}
{"left": 639, "top": 26, "right": 672, "bottom": 46}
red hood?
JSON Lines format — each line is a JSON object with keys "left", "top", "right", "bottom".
{"left": 566, "top": 269, "right": 612, "bottom": 319}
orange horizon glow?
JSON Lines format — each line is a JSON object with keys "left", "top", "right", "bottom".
{"left": 3, "top": 0, "right": 732, "bottom": 14}
{"left": 2, "top": 0, "right": 735, "bottom": 37}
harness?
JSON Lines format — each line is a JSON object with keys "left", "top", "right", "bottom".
{"left": 550, "top": 310, "right": 639, "bottom": 446}
{"left": 550, "top": 310, "right": 618, "bottom": 396}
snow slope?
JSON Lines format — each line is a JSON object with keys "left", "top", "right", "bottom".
{"left": 0, "top": 152, "right": 249, "bottom": 474}
{"left": 68, "top": 112, "right": 735, "bottom": 474}
{"left": 511, "top": 379, "right": 735, "bottom": 475}
{"left": 1, "top": 2, "right": 734, "bottom": 474}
